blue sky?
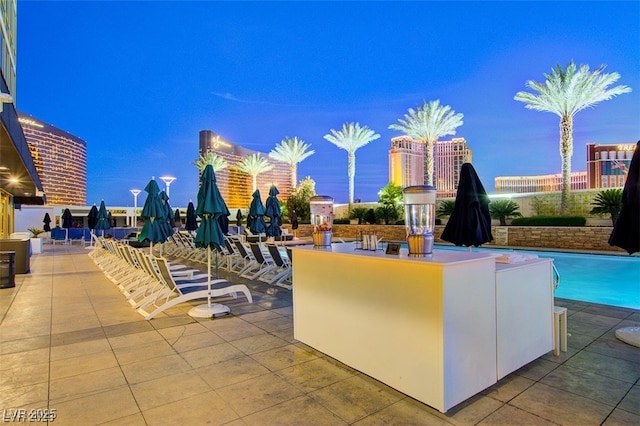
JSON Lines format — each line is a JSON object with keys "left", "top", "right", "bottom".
{"left": 17, "top": 1, "right": 640, "bottom": 207}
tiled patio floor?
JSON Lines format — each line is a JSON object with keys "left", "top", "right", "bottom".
{"left": 0, "top": 244, "right": 638, "bottom": 425}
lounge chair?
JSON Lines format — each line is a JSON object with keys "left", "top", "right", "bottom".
{"left": 136, "top": 256, "right": 253, "bottom": 320}
{"left": 265, "top": 244, "right": 292, "bottom": 288}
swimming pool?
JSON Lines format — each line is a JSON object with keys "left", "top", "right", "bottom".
{"left": 435, "top": 245, "right": 640, "bottom": 310}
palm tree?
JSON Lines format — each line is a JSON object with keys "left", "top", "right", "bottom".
{"left": 389, "top": 100, "right": 463, "bottom": 186}
{"left": 268, "top": 136, "right": 315, "bottom": 188}
{"left": 323, "top": 122, "right": 380, "bottom": 206}
{"left": 235, "top": 153, "right": 274, "bottom": 191}
{"left": 514, "top": 61, "right": 631, "bottom": 213}
{"left": 489, "top": 199, "right": 522, "bottom": 226}
{"left": 590, "top": 188, "right": 623, "bottom": 225}
{"left": 192, "top": 152, "right": 229, "bottom": 172}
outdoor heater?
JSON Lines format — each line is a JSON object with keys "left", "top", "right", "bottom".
{"left": 403, "top": 185, "right": 437, "bottom": 256}
{"left": 310, "top": 195, "right": 334, "bottom": 247}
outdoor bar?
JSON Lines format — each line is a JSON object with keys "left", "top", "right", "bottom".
{"left": 292, "top": 244, "right": 554, "bottom": 413}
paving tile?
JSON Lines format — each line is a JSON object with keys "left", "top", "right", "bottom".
{"left": 585, "top": 337, "right": 640, "bottom": 364}
{"left": 250, "top": 343, "right": 318, "bottom": 372}
{"left": 156, "top": 322, "right": 210, "bottom": 340}
{"left": 49, "top": 366, "right": 128, "bottom": 403}
{"left": 238, "top": 309, "right": 283, "bottom": 323}
{"left": 0, "top": 335, "right": 52, "bottom": 355}
{"left": 141, "top": 390, "right": 239, "bottom": 426}
{"left": 49, "top": 350, "right": 119, "bottom": 381}
{"left": 129, "top": 371, "right": 211, "bottom": 411}
{"left": 0, "top": 382, "right": 49, "bottom": 407}
{"left": 570, "top": 311, "right": 625, "bottom": 328}
{"left": 0, "top": 347, "right": 49, "bottom": 368}
{"left": 602, "top": 407, "right": 640, "bottom": 426}
{"left": 565, "top": 350, "right": 640, "bottom": 383}
{"left": 566, "top": 331, "right": 599, "bottom": 349}
{"left": 51, "top": 386, "right": 140, "bottom": 424}
{"left": 353, "top": 397, "right": 450, "bottom": 425}
{"left": 276, "top": 357, "right": 354, "bottom": 393}
{"left": 481, "top": 373, "right": 535, "bottom": 402}
{"left": 216, "top": 372, "right": 303, "bottom": 417}
{"left": 120, "top": 353, "right": 193, "bottom": 384}
{"left": 113, "top": 339, "right": 177, "bottom": 365}
{"left": 309, "top": 374, "right": 404, "bottom": 423}
{"left": 108, "top": 329, "right": 166, "bottom": 349}
{"left": 478, "top": 403, "right": 557, "bottom": 425}
{"left": 49, "top": 338, "right": 111, "bottom": 361}
{"left": 103, "top": 320, "right": 155, "bottom": 337}
{"left": 166, "top": 329, "right": 225, "bottom": 352}
{"left": 540, "top": 364, "right": 633, "bottom": 406}
{"left": 567, "top": 318, "right": 613, "bottom": 337}
{"left": 181, "top": 341, "right": 245, "bottom": 369}
{"left": 432, "top": 393, "right": 504, "bottom": 425}
{"left": 243, "top": 395, "right": 346, "bottom": 426}
{"left": 0, "top": 362, "right": 49, "bottom": 391}
{"left": 200, "top": 316, "right": 266, "bottom": 341}
{"left": 510, "top": 382, "right": 613, "bottom": 425}
{"left": 230, "top": 332, "right": 289, "bottom": 355}
{"left": 254, "top": 316, "right": 294, "bottom": 332}
{"left": 617, "top": 384, "right": 640, "bottom": 415}
{"left": 513, "top": 357, "right": 559, "bottom": 381}
{"left": 196, "top": 355, "right": 271, "bottom": 389}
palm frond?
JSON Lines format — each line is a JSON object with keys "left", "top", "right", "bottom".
{"left": 323, "top": 122, "right": 380, "bottom": 152}
{"left": 235, "top": 153, "right": 274, "bottom": 175}
{"left": 389, "top": 100, "right": 463, "bottom": 142}
{"left": 192, "top": 152, "right": 229, "bottom": 172}
{"left": 269, "top": 136, "right": 315, "bottom": 164}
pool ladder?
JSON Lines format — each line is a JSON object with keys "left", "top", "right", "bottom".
{"left": 552, "top": 263, "right": 560, "bottom": 291}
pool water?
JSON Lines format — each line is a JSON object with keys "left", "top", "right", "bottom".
{"left": 433, "top": 245, "right": 640, "bottom": 310}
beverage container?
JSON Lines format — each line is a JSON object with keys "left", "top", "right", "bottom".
{"left": 310, "top": 196, "right": 334, "bottom": 247}
{"left": 403, "top": 185, "right": 436, "bottom": 256}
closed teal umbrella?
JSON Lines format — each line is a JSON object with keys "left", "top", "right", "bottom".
{"left": 248, "top": 189, "right": 267, "bottom": 235}
{"left": 190, "top": 165, "right": 231, "bottom": 318}
{"left": 95, "top": 200, "right": 111, "bottom": 237}
{"left": 265, "top": 185, "right": 282, "bottom": 238}
{"left": 138, "top": 178, "right": 171, "bottom": 253}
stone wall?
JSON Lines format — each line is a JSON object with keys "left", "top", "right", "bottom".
{"left": 282, "top": 224, "right": 626, "bottom": 253}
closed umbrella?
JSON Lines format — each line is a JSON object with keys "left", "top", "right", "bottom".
{"left": 218, "top": 213, "right": 230, "bottom": 235}
{"left": 174, "top": 208, "right": 182, "bottom": 230}
{"left": 265, "top": 185, "right": 282, "bottom": 238}
{"left": 87, "top": 205, "right": 99, "bottom": 230}
{"left": 611, "top": 141, "right": 640, "bottom": 348}
{"left": 95, "top": 200, "right": 111, "bottom": 237}
{"left": 62, "top": 208, "right": 73, "bottom": 243}
{"left": 190, "top": 164, "right": 231, "bottom": 318}
{"left": 248, "top": 189, "right": 267, "bottom": 236}
{"left": 609, "top": 141, "right": 639, "bottom": 255}
{"left": 236, "top": 209, "right": 243, "bottom": 227}
{"left": 185, "top": 201, "right": 198, "bottom": 233}
{"left": 159, "top": 191, "right": 175, "bottom": 237}
{"left": 441, "top": 163, "right": 493, "bottom": 248}
{"left": 43, "top": 213, "right": 51, "bottom": 232}
{"left": 138, "top": 178, "right": 172, "bottom": 254}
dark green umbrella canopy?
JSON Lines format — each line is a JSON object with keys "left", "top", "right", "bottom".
{"left": 185, "top": 201, "right": 198, "bottom": 232}
{"left": 265, "top": 185, "right": 282, "bottom": 237}
{"left": 95, "top": 200, "right": 111, "bottom": 231}
{"left": 236, "top": 209, "right": 243, "bottom": 227}
{"left": 62, "top": 208, "right": 74, "bottom": 229}
{"left": 159, "top": 191, "right": 175, "bottom": 238}
{"left": 87, "top": 205, "right": 99, "bottom": 230}
{"left": 609, "top": 141, "right": 640, "bottom": 254}
{"left": 43, "top": 212, "right": 51, "bottom": 232}
{"left": 441, "top": 163, "right": 493, "bottom": 247}
{"left": 138, "top": 179, "right": 172, "bottom": 244}
{"left": 174, "top": 208, "right": 182, "bottom": 229}
{"left": 248, "top": 189, "right": 267, "bottom": 235}
{"left": 194, "top": 165, "right": 229, "bottom": 250}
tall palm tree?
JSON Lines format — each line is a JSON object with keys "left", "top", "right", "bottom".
{"left": 268, "top": 136, "right": 315, "bottom": 188}
{"left": 323, "top": 122, "right": 380, "bottom": 206}
{"left": 389, "top": 100, "right": 463, "bottom": 186}
{"left": 235, "top": 153, "right": 274, "bottom": 192}
{"left": 192, "top": 152, "right": 229, "bottom": 172}
{"left": 514, "top": 61, "right": 631, "bottom": 213}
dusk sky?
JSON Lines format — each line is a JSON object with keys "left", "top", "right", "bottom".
{"left": 17, "top": 1, "right": 640, "bottom": 207}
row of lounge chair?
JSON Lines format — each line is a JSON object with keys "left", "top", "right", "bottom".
{"left": 163, "top": 233, "right": 294, "bottom": 290}
{"left": 88, "top": 236, "right": 253, "bottom": 320}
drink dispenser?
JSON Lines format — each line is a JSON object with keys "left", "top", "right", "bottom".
{"left": 403, "top": 185, "right": 437, "bottom": 256}
{"left": 310, "top": 195, "right": 334, "bottom": 247}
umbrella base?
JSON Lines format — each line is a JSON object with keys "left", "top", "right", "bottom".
{"left": 188, "top": 303, "right": 231, "bottom": 318}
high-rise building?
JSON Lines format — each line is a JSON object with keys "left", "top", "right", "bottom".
{"left": 0, "top": 0, "right": 44, "bottom": 237}
{"left": 18, "top": 112, "right": 87, "bottom": 205}
{"left": 586, "top": 142, "right": 635, "bottom": 189}
{"left": 434, "top": 138, "right": 472, "bottom": 198}
{"left": 199, "top": 130, "right": 292, "bottom": 209}
{"left": 388, "top": 136, "right": 473, "bottom": 197}
{"left": 388, "top": 136, "right": 425, "bottom": 188}
{"left": 495, "top": 172, "right": 587, "bottom": 193}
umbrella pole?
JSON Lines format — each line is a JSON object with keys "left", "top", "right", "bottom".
{"left": 207, "top": 246, "right": 212, "bottom": 308}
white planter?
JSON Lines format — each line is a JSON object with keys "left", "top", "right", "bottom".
{"left": 30, "top": 238, "right": 42, "bottom": 254}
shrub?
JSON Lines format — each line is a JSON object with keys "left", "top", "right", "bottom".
{"left": 589, "top": 188, "right": 623, "bottom": 225}
{"left": 511, "top": 216, "right": 586, "bottom": 226}
{"left": 437, "top": 200, "right": 455, "bottom": 218}
{"left": 489, "top": 199, "right": 522, "bottom": 226}
{"left": 349, "top": 207, "right": 368, "bottom": 224}
{"left": 364, "top": 208, "right": 377, "bottom": 225}
{"left": 333, "top": 218, "right": 350, "bottom": 225}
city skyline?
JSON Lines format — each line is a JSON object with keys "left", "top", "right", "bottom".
{"left": 17, "top": 1, "right": 639, "bottom": 207}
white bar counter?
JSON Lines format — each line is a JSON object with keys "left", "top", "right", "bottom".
{"left": 291, "top": 243, "right": 553, "bottom": 413}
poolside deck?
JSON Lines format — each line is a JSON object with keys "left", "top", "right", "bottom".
{"left": 0, "top": 244, "right": 638, "bottom": 425}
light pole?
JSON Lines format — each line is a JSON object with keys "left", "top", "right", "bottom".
{"left": 159, "top": 176, "right": 176, "bottom": 197}
{"left": 130, "top": 189, "right": 141, "bottom": 228}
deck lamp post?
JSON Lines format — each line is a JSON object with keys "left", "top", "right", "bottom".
{"left": 130, "top": 189, "right": 141, "bottom": 228}
{"left": 159, "top": 176, "right": 176, "bottom": 197}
